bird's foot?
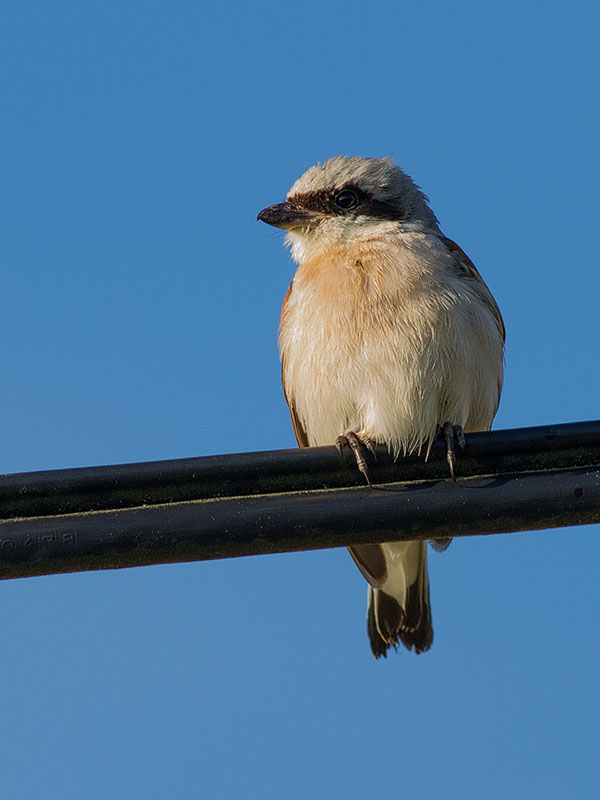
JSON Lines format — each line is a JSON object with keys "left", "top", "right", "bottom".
{"left": 439, "top": 422, "right": 466, "bottom": 482}
{"left": 336, "top": 432, "right": 377, "bottom": 486}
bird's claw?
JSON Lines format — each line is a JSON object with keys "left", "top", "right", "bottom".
{"left": 441, "top": 422, "right": 465, "bottom": 482}
{"left": 336, "top": 432, "right": 376, "bottom": 486}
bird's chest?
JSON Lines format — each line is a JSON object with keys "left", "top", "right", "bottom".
{"left": 279, "top": 255, "right": 438, "bottom": 445}
{"left": 281, "top": 258, "right": 393, "bottom": 382}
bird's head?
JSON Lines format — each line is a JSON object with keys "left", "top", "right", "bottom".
{"left": 257, "top": 155, "right": 439, "bottom": 263}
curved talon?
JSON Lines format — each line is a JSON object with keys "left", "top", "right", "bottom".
{"left": 336, "top": 433, "right": 374, "bottom": 486}
{"left": 364, "top": 436, "right": 377, "bottom": 462}
{"left": 441, "top": 422, "right": 465, "bottom": 482}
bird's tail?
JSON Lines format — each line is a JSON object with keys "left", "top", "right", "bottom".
{"left": 350, "top": 541, "right": 433, "bottom": 658}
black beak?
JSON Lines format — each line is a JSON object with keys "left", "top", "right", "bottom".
{"left": 257, "top": 202, "right": 316, "bottom": 230}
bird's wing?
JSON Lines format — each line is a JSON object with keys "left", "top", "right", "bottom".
{"left": 280, "top": 281, "right": 310, "bottom": 448}
{"left": 441, "top": 235, "right": 506, "bottom": 343}
{"left": 348, "top": 544, "right": 388, "bottom": 589}
{"left": 441, "top": 235, "right": 505, "bottom": 422}
{"left": 282, "top": 357, "right": 309, "bottom": 447}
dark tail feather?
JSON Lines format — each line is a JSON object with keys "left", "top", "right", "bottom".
{"left": 366, "top": 549, "right": 433, "bottom": 658}
{"left": 367, "top": 588, "right": 390, "bottom": 658}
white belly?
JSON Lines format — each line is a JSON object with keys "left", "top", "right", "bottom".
{"left": 279, "top": 243, "right": 503, "bottom": 454}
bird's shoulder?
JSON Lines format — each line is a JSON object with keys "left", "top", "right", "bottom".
{"left": 438, "top": 235, "right": 506, "bottom": 343}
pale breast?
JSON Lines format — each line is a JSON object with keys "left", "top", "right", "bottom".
{"left": 279, "top": 234, "right": 504, "bottom": 453}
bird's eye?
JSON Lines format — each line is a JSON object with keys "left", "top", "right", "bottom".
{"left": 334, "top": 189, "right": 360, "bottom": 211}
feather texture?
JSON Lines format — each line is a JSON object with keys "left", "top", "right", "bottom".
{"left": 261, "top": 155, "right": 505, "bottom": 657}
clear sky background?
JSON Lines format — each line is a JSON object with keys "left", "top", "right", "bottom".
{"left": 2, "top": 2, "right": 599, "bottom": 798}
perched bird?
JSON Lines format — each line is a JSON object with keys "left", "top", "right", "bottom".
{"left": 257, "top": 156, "right": 505, "bottom": 657}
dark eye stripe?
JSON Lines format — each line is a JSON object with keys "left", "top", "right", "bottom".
{"left": 288, "top": 188, "right": 405, "bottom": 222}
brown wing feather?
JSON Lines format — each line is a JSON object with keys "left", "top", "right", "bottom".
{"left": 441, "top": 236, "right": 506, "bottom": 343}
{"left": 282, "top": 361, "right": 309, "bottom": 447}
{"left": 348, "top": 544, "right": 388, "bottom": 589}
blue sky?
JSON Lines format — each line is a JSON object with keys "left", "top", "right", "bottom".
{"left": 2, "top": 2, "right": 599, "bottom": 797}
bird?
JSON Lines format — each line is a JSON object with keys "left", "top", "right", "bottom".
{"left": 257, "top": 156, "right": 505, "bottom": 658}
